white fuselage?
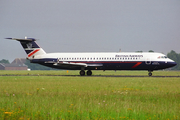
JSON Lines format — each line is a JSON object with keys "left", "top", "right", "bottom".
{"left": 32, "top": 52, "right": 175, "bottom": 71}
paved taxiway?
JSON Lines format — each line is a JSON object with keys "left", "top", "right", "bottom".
{"left": 1, "top": 75, "right": 180, "bottom": 77}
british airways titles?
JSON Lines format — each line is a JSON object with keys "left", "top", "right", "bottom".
{"left": 115, "top": 55, "right": 143, "bottom": 58}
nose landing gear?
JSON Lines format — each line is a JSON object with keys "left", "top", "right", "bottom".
{"left": 148, "top": 71, "right": 153, "bottom": 76}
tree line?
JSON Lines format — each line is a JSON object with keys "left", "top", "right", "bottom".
{"left": 167, "top": 50, "right": 180, "bottom": 70}
{"left": 0, "top": 59, "right": 55, "bottom": 70}
{"left": 0, "top": 50, "right": 179, "bottom": 70}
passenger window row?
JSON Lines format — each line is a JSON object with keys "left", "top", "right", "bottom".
{"left": 58, "top": 57, "right": 139, "bottom": 61}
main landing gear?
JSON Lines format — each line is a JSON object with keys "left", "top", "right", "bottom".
{"left": 79, "top": 70, "right": 92, "bottom": 76}
{"left": 148, "top": 71, "right": 153, "bottom": 76}
{"left": 80, "top": 70, "right": 153, "bottom": 76}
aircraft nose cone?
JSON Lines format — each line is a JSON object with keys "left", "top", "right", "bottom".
{"left": 172, "top": 62, "right": 177, "bottom": 67}
{"left": 169, "top": 61, "right": 177, "bottom": 67}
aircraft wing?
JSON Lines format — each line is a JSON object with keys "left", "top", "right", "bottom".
{"left": 53, "top": 61, "right": 103, "bottom": 68}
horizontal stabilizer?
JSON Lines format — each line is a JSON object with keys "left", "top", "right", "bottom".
{"left": 6, "top": 38, "right": 37, "bottom": 41}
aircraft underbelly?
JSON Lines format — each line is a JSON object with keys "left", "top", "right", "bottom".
{"left": 36, "top": 59, "right": 171, "bottom": 71}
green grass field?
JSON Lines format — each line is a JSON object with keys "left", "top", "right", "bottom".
{"left": 0, "top": 70, "right": 180, "bottom": 120}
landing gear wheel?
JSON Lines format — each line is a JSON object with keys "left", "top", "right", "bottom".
{"left": 148, "top": 72, "right": 152, "bottom": 76}
{"left": 87, "top": 70, "right": 92, "bottom": 76}
{"left": 80, "top": 70, "right": 85, "bottom": 76}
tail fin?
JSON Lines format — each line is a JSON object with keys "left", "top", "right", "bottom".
{"left": 6, "top": 37, "right": 46, "bottom": 59}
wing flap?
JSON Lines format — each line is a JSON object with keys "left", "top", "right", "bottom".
{"left": 87, "top": 63, "right": 103, "bottom": 67}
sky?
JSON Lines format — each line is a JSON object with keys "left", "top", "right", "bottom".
{"left": 1, "top": 0, "right": 180, "bottom": 62}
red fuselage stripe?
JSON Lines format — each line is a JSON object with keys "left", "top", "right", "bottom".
{"left": 131, "top": 62, "right": 142, "bottom": 68}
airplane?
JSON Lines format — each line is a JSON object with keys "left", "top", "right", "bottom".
{"left": 6, "top": 37, "right": 177, "bottom": 76}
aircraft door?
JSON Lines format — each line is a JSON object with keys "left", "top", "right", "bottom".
{"left": 145, "top": 58, "right": 151, "bottom": 65}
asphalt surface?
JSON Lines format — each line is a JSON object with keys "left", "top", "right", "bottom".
{"left": 0, "top": 75, "right": 180, "bottom": 77}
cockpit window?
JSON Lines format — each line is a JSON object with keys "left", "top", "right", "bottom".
{"left": 158, "top": 56, "right": 168, "bottom": 59}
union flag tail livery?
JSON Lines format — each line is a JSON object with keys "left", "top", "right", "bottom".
{"left": 6, "top": 37, "right": 46, "bottom": 59}
{"left": 6, "top": 37, "right": 177, "bottom": 76}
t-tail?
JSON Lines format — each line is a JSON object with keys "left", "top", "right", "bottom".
{"left": 6, "top": 37, "right": 46, "bottom": 59}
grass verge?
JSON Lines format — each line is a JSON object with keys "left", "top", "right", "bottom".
{"left": 0, "top": 71, "right": 180, "bottom": 119}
